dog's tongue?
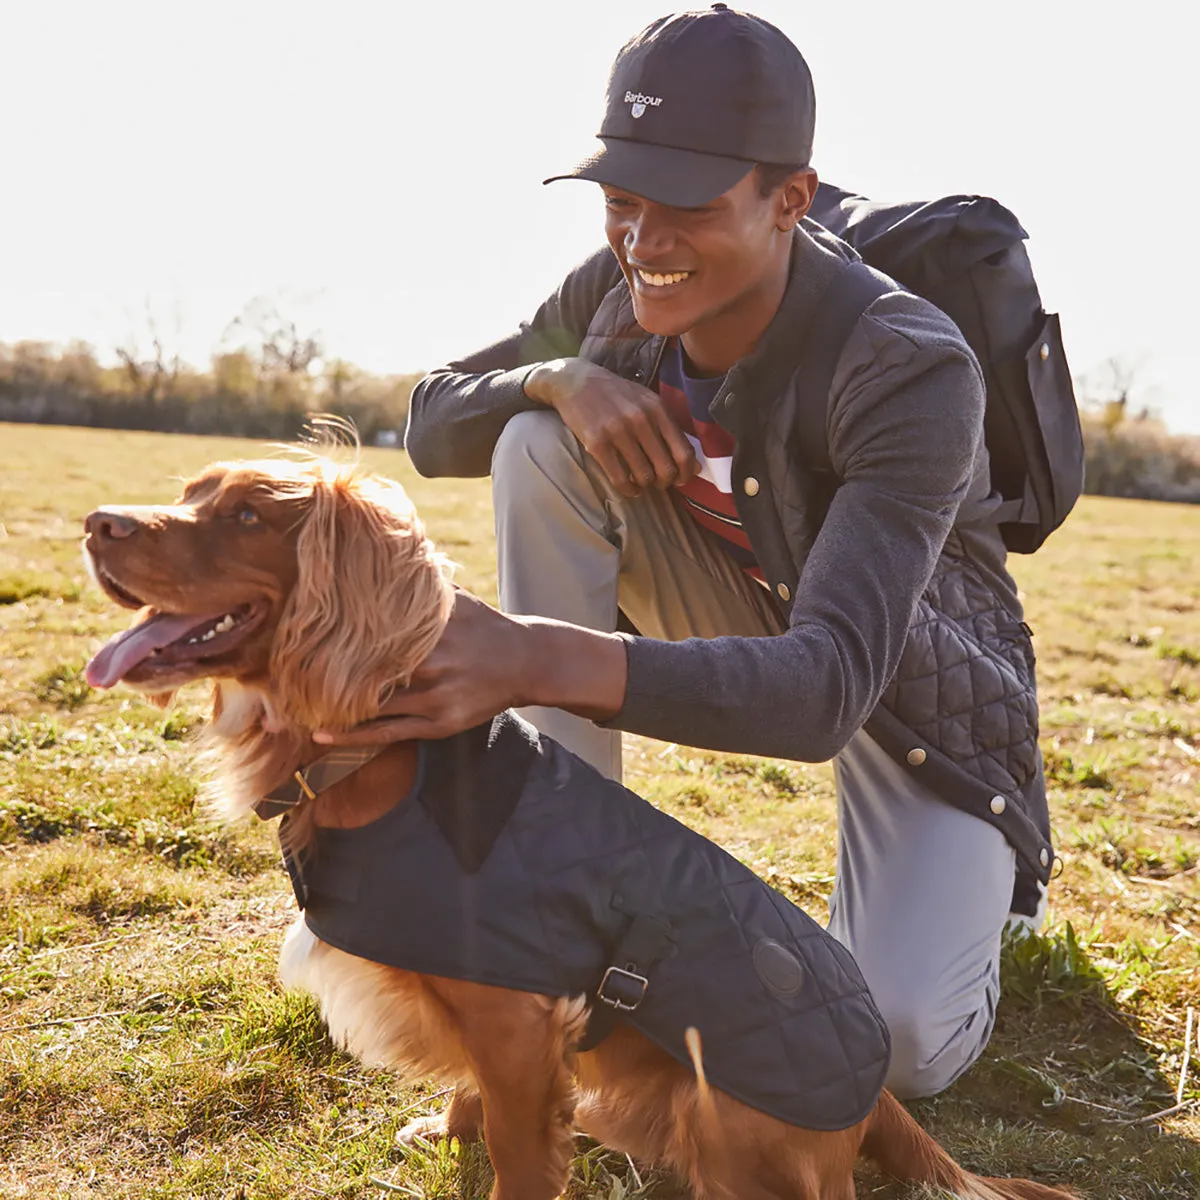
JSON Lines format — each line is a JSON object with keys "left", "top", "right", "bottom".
{"left": 86, "top": 611, "right": 222, "bottom": 689}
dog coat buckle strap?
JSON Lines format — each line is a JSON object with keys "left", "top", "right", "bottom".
{"left": 597, "top": 964, "right": 649, "bottom": 1011}
{"left": 580, "top": 911, "right": 675, "bottom": 1051}
{"left": 254, "top": 746, "right": 386, "bottom": 820}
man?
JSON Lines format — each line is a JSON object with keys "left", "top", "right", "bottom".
{"left": 320, "top": 4, "right": 1052, "bottom": 1097}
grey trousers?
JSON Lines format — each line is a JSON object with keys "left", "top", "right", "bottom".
{"left": 491, "top": 409, "right": 1016, "bottom": 1098}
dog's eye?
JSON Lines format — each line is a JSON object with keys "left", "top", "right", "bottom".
{"left": 236, "top": 506, "right": 261, "bottom": 526}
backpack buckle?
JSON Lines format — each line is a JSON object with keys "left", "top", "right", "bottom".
{"left": 597, "top": 964, "right": 649, "bottom": 1011}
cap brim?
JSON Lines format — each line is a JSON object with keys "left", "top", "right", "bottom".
{"left": 544, "top": 137, "right": 754, "bottom": 208}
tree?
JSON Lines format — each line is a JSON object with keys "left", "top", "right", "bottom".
{"left": 1075, "top": 356, "right": 1153, "bottom": 433}
{"left": 114, "top": 299, "right": 185, "bottom": 406}
{"left": 223, "top": 295, "right": 324, "bottom": 379}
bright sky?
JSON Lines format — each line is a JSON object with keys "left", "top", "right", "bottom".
{"left": 2, "top": 0, "right": 1197, "bottom": 432}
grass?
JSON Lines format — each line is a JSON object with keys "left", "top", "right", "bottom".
{"left": 1, "top": 421, "right": 1198, "bottom": 1198}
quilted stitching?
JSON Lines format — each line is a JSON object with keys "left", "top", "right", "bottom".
{"left": 303, "top": 718, "right": 889, "bottom": 1133}
{"left": 880, "top": 558, "right": 1039, "bottom": 795}
{"left": 500, "top": 731, "right": 889, "bottom": 1131}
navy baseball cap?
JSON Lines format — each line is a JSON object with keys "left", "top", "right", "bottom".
{"left": 545, "top": 4, "right": 815, "bottom": 207}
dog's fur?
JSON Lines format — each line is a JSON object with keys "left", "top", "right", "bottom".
{"left": 83, "top": 449, "right": 1079, "bottom": 1200}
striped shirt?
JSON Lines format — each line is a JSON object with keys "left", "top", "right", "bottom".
{"left": 657, "top": 339, "right": 763, "bottom": 581}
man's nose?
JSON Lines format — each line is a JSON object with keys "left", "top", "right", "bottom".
{"left": 626, "top": 211, "right": 676, "bottom": 261}
{"left": 85, "top": 508, "right": 140, "bottom": 541}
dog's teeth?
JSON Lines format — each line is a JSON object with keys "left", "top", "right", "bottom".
{"left": 202, "top": 629, "right": 215, "bottom": 642}
{"left": 214, "top": 614, "right": 235, "bottom": 633}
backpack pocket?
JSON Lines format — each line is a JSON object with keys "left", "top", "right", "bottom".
{"left": 987, "top": 308, "right": 1084, "bottom": 552}
{"left": 1024, "top": 311, "right": 1085, "bottom": 529}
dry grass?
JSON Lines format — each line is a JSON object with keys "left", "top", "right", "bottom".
{"left": 1, "top": 422, "right": 1197, "bottom": 1198}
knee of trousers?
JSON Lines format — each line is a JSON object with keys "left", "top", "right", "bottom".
{"left": 876, "top": 985, "right": 996, "bottom": 1100}
{"left": 491, "top": 409, "right": 582, "bottom": 503}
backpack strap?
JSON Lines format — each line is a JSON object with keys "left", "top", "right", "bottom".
{"left": 793, "top": 261, "right": 900, "bottom": 477}
{"left": 991, "top": 494, "right": 1025, "bottom": 525}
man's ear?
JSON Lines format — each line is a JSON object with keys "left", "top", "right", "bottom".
{"left": 778, "top": 167, "right": 818, "bottom": 230}
{"left": 269, "top": 473, "right": 453, "bottom": 732}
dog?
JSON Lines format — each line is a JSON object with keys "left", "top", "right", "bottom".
{"left": 82, "top": 447, "right": 1079, "bottom": 1200}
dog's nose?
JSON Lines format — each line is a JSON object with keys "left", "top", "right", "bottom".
{"left": 85, "top": 508, "right": 140, "bottom": 541}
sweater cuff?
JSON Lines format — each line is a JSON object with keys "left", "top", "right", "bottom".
{"left": 494, "top": 364, "right": 544, "bottom": 413}
{"left": 595, "top": 633, "right": 687, "bottom": 738}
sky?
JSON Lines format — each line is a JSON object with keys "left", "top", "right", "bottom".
{"left": 2, "top": 0, "right": 1197, "bottom": 432}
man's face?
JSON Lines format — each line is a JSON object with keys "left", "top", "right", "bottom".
{"left": 602, "top": 169, "right": 798, "bottom": 358}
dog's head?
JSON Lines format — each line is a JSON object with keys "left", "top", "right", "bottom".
{"left": 83, "top": 453, "right": 453, "bottom": 734}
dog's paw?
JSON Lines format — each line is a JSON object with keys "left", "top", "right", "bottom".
{"left": 397, "top": 1090, "right": 485, "bottom": 1148}
{"left": 395, "top": 1112, "right": 452, "bottom": 1148}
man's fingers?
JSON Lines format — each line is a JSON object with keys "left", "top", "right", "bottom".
{"left": 629, "top": 414, "right": 684, "bottom": 489}
{"left": 627, "top": 389, "right": 696, "bottom": 488}
{"left": 652, "top": 408, "right": 699, "bottom": 483}
{"left": 314, "top": 686, "right": 440, "bottom": 742}
{"left": 590, "top": 443, "right": 642, "bottom": 498}
{"left": 376, "top": 681, "right": 437, "bottom": 716}
{"left": 562, "top": 377, "right": 696, "bottom": 494}
{"left": 610, "top": 431, "right": 658, "bottom": 492}
{"left": 312, "top": 715, "right": 437, "bottom": 745}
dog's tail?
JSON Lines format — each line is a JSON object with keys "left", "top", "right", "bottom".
{"left": 861, "top": 1089, "right": 1081, "bottom": 1200}
{"left": 684, "top": 1027, "right": 721, "bottom": 1136}
{"left": 683, "top": 1026, "right": 735, "bottom": 1195}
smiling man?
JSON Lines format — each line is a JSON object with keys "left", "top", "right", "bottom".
{"left": 339, "top": 4, "right": 1054, "bottom": 1098}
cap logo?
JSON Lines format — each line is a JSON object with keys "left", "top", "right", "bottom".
{"left": 624, "top": 90, "right": 662, "bottom": 119}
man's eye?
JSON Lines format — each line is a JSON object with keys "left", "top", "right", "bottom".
{"left": 236, "top": 506, "right": 261, "bottom": 526}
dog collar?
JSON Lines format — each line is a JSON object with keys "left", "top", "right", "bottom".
{"left": 254, "top": 746, "right": 386, "bottom": 820}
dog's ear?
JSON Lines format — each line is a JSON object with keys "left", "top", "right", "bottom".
{"left": 270, "top": 472, "right": 453, "bottom": 732}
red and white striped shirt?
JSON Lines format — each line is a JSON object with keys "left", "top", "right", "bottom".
{"left": 657, "top": 339, "right": 763, "bottom": 582}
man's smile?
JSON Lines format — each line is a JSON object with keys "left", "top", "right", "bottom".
{"left": 635, "top": 268, "right": 693, "bottom": 287}
{"left": 629, "top": 264, "right": 695, "bottom": 293}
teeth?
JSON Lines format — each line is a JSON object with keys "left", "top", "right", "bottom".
{"left": 187, "top": 613, "right": 237, "bottom": 646}
{"left": 637, "top": 269, "right": 690, "bottom": 287}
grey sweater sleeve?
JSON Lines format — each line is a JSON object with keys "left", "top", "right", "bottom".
{"left": 605, "top": 296, "right": 988, "bottom": 763}
{"left": 404, "top": 247, "right": 624, "bottom": 478}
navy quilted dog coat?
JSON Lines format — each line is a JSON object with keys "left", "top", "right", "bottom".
{"left": 280, "top": 712, "right": 890, "bottom": 1131}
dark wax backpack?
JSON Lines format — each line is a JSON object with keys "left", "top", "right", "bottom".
{"left": 804, "top": 183, "right": 1085, "bottom": 553}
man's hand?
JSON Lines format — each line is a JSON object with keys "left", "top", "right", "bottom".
{"left": 312, "top": 592, "right": 628, "bottom": 747}
{"left": 525, "top": 357, "right": 697, "bottom": 498}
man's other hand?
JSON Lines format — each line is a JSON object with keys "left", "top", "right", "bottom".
{"left": 524, "top": 357, "right": 697, "bottom": 498}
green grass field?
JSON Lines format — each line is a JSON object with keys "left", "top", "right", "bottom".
{"left": 1, "top": 422, "right": 1198, "bottom": 1199}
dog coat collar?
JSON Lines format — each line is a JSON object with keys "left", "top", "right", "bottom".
{"left": 254, "top": 746, "right": 386, "bottom": 820}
